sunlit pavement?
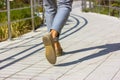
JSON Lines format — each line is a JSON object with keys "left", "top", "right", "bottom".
{"left": 0, "top": 1, "right": 120, "bottom": 80}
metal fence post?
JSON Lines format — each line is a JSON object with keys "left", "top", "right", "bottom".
{"left": 84, "top": 0, "right": 86, "bottom": 9}
{"left": 109, "top": 0, "right": 111, "bottom": 15}
{"left": 81, "top": 0, "right": 84, "bottom": 11}
{"left": 7, "top": 0, "right": 12, "bottom": 40}
{"left": 118, "top": 9, "right": 120, "bottom": 19}
{"left": 98, "top": 0, "right": 100, "bottom": 13}
{"left": 30, "top": 0, "right": 35, "bottom": 32}
{"left": 41, "top": 0, "right": 45, "bottom": 25}
{"left": 89, "top": 0, "right": 92, "bottom": 10}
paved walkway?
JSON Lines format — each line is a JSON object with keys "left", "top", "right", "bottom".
{"left": 0, "top": 1, "right": 120, "bottom": 80}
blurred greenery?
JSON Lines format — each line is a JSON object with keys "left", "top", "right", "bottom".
{"left": 0, "top": 0, "right": 43, "bottom": 42}
{"left": 83, "top": 0, "right": 120, "bottom": 17}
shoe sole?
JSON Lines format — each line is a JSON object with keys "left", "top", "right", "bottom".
{"left": 42, "top": 34, "right": 56, "bottom": 64}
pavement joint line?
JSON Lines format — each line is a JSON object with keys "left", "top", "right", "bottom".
{"left": 83, "top": 52, "right": 116, "bottom": 80}
{"left": 0, "top": 14, "right": 82, "bottom": 70}
{"left": 1, "top": 1, "right": 120, "bottom": 80}
{"left": 0, "top": 13, "right": 82, "bottom": 77}
{"left": 111, "top": 67, "right": 120, "bottom": 80}
{"left": 3, "top": 58, "right": 47, "bottom": 80}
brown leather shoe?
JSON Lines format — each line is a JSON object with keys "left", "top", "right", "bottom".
{"left": 53, "top": 38, "right": 63, "bottom": 57}
{"left": 42, "top": 33, "right": 56, "bottom": 64}
{"left": 55, "top": 48, "right": 63, "bottom": 57}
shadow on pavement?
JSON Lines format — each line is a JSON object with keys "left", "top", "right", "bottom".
{"left": 0, "top": 14, "right": 88, "bottom": 69}
{"left": 56, "top": 43, "right": 120, "bottom": 66}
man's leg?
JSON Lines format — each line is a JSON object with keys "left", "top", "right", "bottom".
{"left": 50, "top": 0, "right": 73, "bottom": 56}
{"left": 51, "top": 0, "right": 73, "bottom": 33}
{"left": 43, "top": 0, "right": 58, "bottom": 64}
{"left": 42, "top": 0, "right": 73, "bottom": 64}
{"left": 43, "top": 0, "right": 57, "bottom": 32}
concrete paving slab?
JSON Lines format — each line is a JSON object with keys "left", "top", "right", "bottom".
{"left": 0, "top": 1, "right": 120, "bottom": 80}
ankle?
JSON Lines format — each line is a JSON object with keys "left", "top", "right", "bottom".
{"left": 50, "top": 29, "right": 59, "bottom": 38}
{"left": 50, "top": 29, "right": 62, "bottom": 49}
